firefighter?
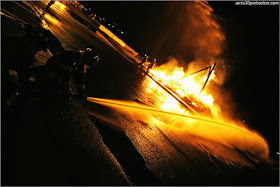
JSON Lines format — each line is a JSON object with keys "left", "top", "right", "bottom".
{"left": 3, "top": 23, "right": 65, "bottom": 100}
{"left": 47, "top": 50, "right": 81, "bottom": 96}
{"left": 20, "top": 24, "right": 65, "bottom": 92}
{"left": 28, "top": 50, "right": 80, "bottom": 99}
{"left": 70, "top": 48, "right": 99, "bottom": 98}
{"left": 22, "top": 24, "right": 65, "bottom": 57}
{"left": 139, "top": 54, "right": 156, "bottom": 73}
{"left": 29, "top": 48, "right": 99, "bottom": 101}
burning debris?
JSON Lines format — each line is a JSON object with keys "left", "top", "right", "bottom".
{"left": 141, "top": 59, "right": 218, "bottom": 116}
{"left": 141, "top": 59, "right": 219, "bottom": 117}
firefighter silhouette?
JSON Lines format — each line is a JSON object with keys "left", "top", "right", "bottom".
{"left": 70, "top": 48, "right": 99, "bottom": 98}
{"left": 139, "top": 54, "right": 156, "bottom": 73}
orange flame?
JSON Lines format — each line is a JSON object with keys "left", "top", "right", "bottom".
{"left": 143, "top": 58, "right": 220, "bottom": 118}
{"left": 141, "top": 1, "right": 227, "bottom": 118}
{"left": 138, "top": 1, "right": 270, "bottom": 160}
{"left": 43, "top": 13, "right": 60, "bottom": 25}
{"left": 54, "top": 1, "right": 65, "bottom": 9}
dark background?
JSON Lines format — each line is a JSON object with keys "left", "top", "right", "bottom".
{"left": 211, "top": 2, "right": 279, "bottom": 160}
{"left": 83, "top": 1, "right": 279, "bottom": 159}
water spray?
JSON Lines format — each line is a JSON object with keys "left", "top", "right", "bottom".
{"left": 87, "top": 97, "right": 265, "bottom": 140}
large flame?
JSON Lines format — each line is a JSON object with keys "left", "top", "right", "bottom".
{"left": 143, "top": 58, "right": 220, "bottom": 117}
{"left": 139, "top": 59, "right": 270, "bottom": 161}
{"left": 141, "top": 1, "right": 227, "bottom": 118}
{"left": 137, "top": 1, "right": 270, "bottom": 160}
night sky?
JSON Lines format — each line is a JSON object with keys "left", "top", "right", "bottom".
{"left": 83, "top": 1, "right": 279, "bottom": 159}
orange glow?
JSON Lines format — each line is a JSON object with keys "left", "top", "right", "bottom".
{"left": 99, "top": 25, "right": 126, "bottom": 47}
{"left": 186, "top": 1, "right": 226, "bottom": 58}
{"left": 54, "top": 1, "right": 65, "bottom": 9}
{"left": 142, "top": 59, "right": 219, "bottom": 117}
{"left": 87, "top": 97, "right": 270, "bottom": 164}
{"left": 43, "top": 13, "right": 59, "bottom": 24}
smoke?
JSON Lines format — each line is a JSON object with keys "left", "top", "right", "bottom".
{"left": 153, "top": 2, "right": 226, "bottom": 62}
{"left": 148, "top": 2, "right": 240, "bottom": 120}
{"left": 186, "top": 2, "right": 225, "bottom": 58}
{"left": 151, "top": 1, "right": 229, "bottom": 92}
